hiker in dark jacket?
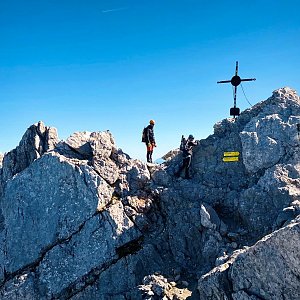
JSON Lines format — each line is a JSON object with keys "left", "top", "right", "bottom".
{"left": 145, "top": 120, "right": 156, "bottom": 163}
{"left": 176, "top": 134, "right": 197, "bottom": 179}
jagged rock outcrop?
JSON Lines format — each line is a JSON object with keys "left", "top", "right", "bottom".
{"left": 151, "top": 87, "right": 300, "bottom": 296}
{"left": 0, "top": 87, "right": 299, "bottom": 299}
{"left": 0, "top": 121, "right": 58, "bottom": 196}
{"left": 0, "top": 123, "right": 156, "bottom": 299}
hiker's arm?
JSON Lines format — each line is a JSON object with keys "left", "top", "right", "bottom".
{"left": 150, "top": 129, "right": 156, "bottom": 145}
{"left": 146, "top": 128, "right": 150, "bottom": 144}
{"left": 152, "top": 133, "right": 156, "bottom": 145}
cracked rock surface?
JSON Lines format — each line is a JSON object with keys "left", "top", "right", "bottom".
{"left": 0, "top": 87, "right": 300, "bottom": 299}
{"left": 198, "top": 222, "right": 300, "bottom": 300}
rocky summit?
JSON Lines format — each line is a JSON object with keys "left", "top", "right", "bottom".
{"left": 0, "top": 87, "right": 300, "bottom": 300}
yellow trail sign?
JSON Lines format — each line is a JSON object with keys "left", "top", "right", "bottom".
{"left": 223, "top": 152, "right": 240, "bottom": 157}
{"left": 223, "top": 156, "right": 239, "bottom": 162}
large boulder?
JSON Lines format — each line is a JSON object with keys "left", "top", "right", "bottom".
{"left": 198, "top": 221, "right": 300, "bottom": 300}
{"left": 65, "top": 131, "right": 115, "bottom": 158}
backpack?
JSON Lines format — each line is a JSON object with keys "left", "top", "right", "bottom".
{"left": 179, "top": 135, "right": 187, "bottom": 151}
{"left": 141, "top": 127, "right": 147, "bottom": 143}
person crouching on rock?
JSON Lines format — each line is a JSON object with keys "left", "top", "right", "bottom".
{"left": 175, "top": 134, "right": 197, "bottom": 179}
{"left": 145, "top": 119, "right": 156, "bottom": 163}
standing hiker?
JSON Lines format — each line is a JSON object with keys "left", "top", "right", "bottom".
{"left": 143, "top": 120, "right": 156, "bottom": 163}
{"left": 176, "top": 134, "right": 197, "bottom": 179}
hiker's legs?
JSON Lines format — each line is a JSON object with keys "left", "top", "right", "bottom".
{"left": 146, "top": 144, "right": 154, "bottom": 163}
{"left": 150, "top": 150, "right": 154, "bottom": 163}
{"left": 149, "top": 150, "right": 153, "bottom": 163}
{"left": 147, "top": 151, "right": 151, "bottom": 163}
{"left": 175, "top": 156, "right": 189, "bottom": 177}
{"left": 175, "top": 162, "right": 184, "bottom": 176}
{"left": 184, "top": 156, "right": 192, "bottom": 178}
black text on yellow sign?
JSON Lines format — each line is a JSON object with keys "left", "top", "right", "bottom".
{"left": 223, "top": 151, "right": 240, "bottom": 162}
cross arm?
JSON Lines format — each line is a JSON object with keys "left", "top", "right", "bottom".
{"left": 217, "top": 80, "right": 231, "bottom": 84}
{"left": 240, "top": 78, "right": 256, "bottom": 82}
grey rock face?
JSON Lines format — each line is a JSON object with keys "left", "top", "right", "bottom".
{"left": 0, "top": 121, "right": 58, "bottom": 190}
{"left": 37, "top": 202, "right": 141, "bottom": 298}
{"left": 230, "top": 223, "right": 300, "bottom": 299}
{"left": 1, "top": 153, "right": 113, "bottom": 276}
{"left": 66, "top": 131, "right": 115, "bottom": 158}
{"left": 162, "top": 149, "right": 181, "bottom": 161}
{"left": 155, "top": 87, "right": 300, "bottom": 296}
{"left": 0, "top": 87, "right": 300, "bottom": 299}
{"left": 240, "top": 87, "right": 300, "bottom": 173}
{"left": 70, "top": 244, "right": 165, "bottom": 300}
{"left": 0, "top": 124, "right": 154, "bottom": 299}
{"left": 198, "top": 222, "right": 300, "bottom": 300}
{"left": 190, "top": 88, "right": 300, "bottom": 240}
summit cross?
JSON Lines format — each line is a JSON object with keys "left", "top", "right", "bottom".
{"left": 217, "top": 61, "right": 256, "bottom": 117}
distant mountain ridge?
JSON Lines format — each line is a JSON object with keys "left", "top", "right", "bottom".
{"left": 0, "top": 87, "right": 299, "bottom": 299}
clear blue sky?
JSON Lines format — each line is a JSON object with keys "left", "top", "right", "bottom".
{"left": 1, "top": 0, "right": 299, "bottom": 161}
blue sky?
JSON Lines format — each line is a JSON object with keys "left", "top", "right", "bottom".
{"left": 1, "top": 0, "right": 299, "bottom": 161}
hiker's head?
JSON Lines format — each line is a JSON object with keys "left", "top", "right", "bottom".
{"left": 188, "top": 134, "right": 194, "bottom": 140}
{"left": 150, "top": 120, "right": 155, "bottom": 125}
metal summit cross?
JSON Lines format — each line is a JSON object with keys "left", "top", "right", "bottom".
{"left": 217, "top": 61, "right": 256, "bottom": 118}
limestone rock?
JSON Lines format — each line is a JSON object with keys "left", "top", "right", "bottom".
{"left": 116, "top": 157, "right": 151, "bottom": 194}
{"left": 37, "top": 202, "right": 141, "bottom": 298}
{"left": 198, "top": 222, "right": 300, "bottom": 300}
{"left": 240, "top": 87, "right": 300, "bottom": 173}
{"left": 66, "top": 131, "right": 115, "bottom": 158}
{"left": 0, "top": 121, "right": 58, "bottom": 185}
{"left": 65, "top": 131, "right": 93, "bottom": 157}
{"left": 151, "top": 164, "right": 173, "bottom": 187}
{"left": 138, "top": 274, "right": 191, "bottom": 299}
{"left": 232, "top": 291, "right": 260, "bottom": 300}
{"left": 162, "top": 149, "right": 181, "bottom": 161}
{"left": 229, "top": 222, "right": 300, "bottom": 300}
{"left": 200, "top": 203, "right": 220, "bottom": 230}
{"left": 1, "top": 88, "right": 300, "bottom": 299}
{"left": 70, "top": 244, "right": 165, "bottom": 300}
{"left": 0, "top": 123, "right": 155, "bottom": 299}
{"left": 215, "top": 252, "right": 229, "bottom": 267}
{"left": 92, "top": 156, "right": 120, "bottom": 185}
{"left": 0, "top": 272, "right": 38, "bottom": 300}
{"left": 275, "top": 200, "right": 300, "bottom": 228}
{"left": 1, "top": 152, "right": 113, "bottom": 276}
